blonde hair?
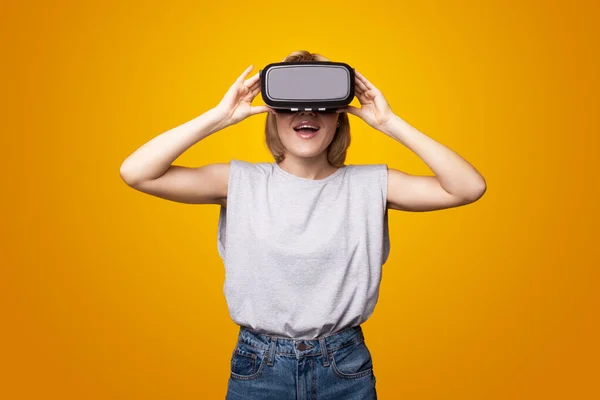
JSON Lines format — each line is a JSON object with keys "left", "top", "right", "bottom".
{"left": 264, "top": 50, "right": 351, "bottom": 167}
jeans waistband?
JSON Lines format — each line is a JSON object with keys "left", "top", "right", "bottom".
{"left": 237, "top": 325, "right": 364, "bottom": 359}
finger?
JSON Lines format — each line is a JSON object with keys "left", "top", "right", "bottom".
{"left": 354, "top": 79, "right": 364, "bottom": 92}
{"left": 248, "top": 78, "right": 261, "bottom": 92}
{"left": 249, "top": 105, "right": 273, "bottom": 116}
{"left": 354, "top": 86, "right": 365, "bottom": 97}
{"left": 243, "top": 83, "right": 261, "bottom": 100}
{"left": 355, "top": 70, "right": 376, "bottom": 91}
{"left": 341, "top": 105, "right": 362, "bottom": 118}
{"left": 236, "top": 65, "right": 254, "bottom": 83}
{"left": 250, "top": 85, "right": 262, "bottom": 99}
{"left": 355, "top": 88, "right": 370, "bottom": 103}
{"left": 355, "top": 76, "right": 368, "bottom": 93}
{"left": 244, "top": 72, "right": 261, "bottom": 88}
{"left": 243, "top": 76, "right": 262, "bottom": 94}
{"left": 243, "top": 82, "right": 258, "bottom": 96}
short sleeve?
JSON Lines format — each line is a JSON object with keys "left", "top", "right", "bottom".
{"left": 379, "top": 164, "right": 388, "bottom": 211}
{"left": 216, "top": 159, "right": 261, "bottom": 260}
{"left": 216, "top": 159, "right": 239, "bottom": 260}
{"left": 378, "top": 164, "right": 391, "bottom": 265}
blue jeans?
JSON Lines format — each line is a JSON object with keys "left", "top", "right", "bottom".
{"left": 226, "top": 324, "right": 377, "bottom": 399}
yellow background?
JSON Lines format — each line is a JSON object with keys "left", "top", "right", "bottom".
{"left": 1, "top": 0, "right": 598, "bottom": 398}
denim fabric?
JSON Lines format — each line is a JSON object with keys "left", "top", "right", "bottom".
{"left": 226, "top": 324, "right": 377, "bottom": 399}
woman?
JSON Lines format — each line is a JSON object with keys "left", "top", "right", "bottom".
{"left": 120, "top": 50, "right": 486, "bottom": 399}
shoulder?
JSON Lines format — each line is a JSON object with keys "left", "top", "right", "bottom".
{"left": 346, "top": 163, "right": 388, "bottom": 179}
{"left": 229, "top": 159, "right": 272, "bottom": 178}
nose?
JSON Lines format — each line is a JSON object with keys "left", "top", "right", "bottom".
{"left": 298, "top": 110, "right": 317, "bottom": 116}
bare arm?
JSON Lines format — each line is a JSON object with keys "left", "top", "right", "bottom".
{"left": 119, "top": 107, "right": 227, "bottom": 186}
{"left": 119, "top": 65, "right": 274, "bottom": 205}
{"left": 338, "top": 69, "right": 486, "bottom": 212}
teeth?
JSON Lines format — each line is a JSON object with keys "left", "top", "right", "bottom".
{"left": 296, "top": 125, "right": 319, "bottom": 129}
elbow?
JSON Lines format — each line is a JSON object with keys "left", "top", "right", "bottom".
{"left": 120, "top": 162, "right": 140, "bottom": 187}
{"left": 465, "top": 178, "right": 487, "bottom": 202}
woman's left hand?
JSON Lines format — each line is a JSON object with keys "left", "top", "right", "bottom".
{"left": 336, "top": 70, "right": 396, "bottom": 133}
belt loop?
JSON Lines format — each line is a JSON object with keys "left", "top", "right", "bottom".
{"left": 267, "top": 336, "right": 277, "bottom": 366}
{"left": 319, "top": 337, "right": 329, "bottom": 367}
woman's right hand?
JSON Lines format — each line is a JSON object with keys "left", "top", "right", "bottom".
{"left": 214, "top": 65, "right": 275, "bottom": 127}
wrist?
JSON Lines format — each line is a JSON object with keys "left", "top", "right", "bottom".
{"left": 186, "top": 108, "right": 230, "bottom": 141}
{"left": 204, "top": 107, "right": 232, "bottom": 130}
{"left": 379, "top": 113, "right": 402, "bottom": 136}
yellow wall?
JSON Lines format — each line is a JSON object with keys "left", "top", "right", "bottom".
{"left": 1, "top": 0, "right": 598, "bottom": 398}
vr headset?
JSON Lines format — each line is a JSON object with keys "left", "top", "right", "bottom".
{"left": 259, "top": 61, "right": 355, "bottom": 113}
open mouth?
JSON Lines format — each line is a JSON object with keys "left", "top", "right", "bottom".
{"left": 294, "top": 125, "right": 320, "bottom": 139}
{"left": 293, "top": 126, "right": 320, "bottom": 133}
{"left": 293, "top": 121, "right": 320, "bottom": 135}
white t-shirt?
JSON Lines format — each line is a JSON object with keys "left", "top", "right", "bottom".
{"left": 217, "top": 159, "right": 390, "bottom": 339}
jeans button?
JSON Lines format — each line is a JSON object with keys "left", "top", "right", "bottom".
{"left": 297, "top": 342, "right": 309, "bottom": 350}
